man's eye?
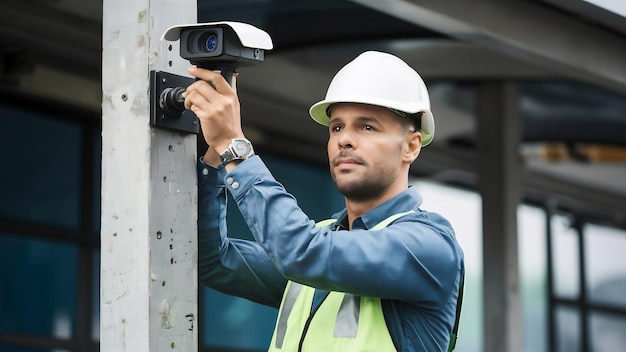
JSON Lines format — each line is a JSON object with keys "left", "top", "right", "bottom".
{"left": 331, "top": 125, "right": 342, "bottom": 132}
{"left": 363, "top": 125, "right": 374, "bottom": 131}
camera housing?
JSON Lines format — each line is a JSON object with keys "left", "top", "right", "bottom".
{"left": 163, "top": 21, "right": 273, "bottom": 73}
{"left": 180, "top": 26, "right": 261, "bottom": 68}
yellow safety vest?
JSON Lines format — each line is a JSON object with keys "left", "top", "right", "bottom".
{"left": 267, "top": 211, "right": 413, "bottom": 352}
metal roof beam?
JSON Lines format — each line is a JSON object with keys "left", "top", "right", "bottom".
{"left": 351, "top": 0, "right": 626, "bottom": 94}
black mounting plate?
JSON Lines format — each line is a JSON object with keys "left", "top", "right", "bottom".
{"left": 149, "top": 70, "right": 199, "bottom": 134}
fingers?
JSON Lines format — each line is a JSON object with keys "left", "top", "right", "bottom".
{"left": 232, "top": 72, "right": 238, "bottom": 92}
{"left": 183, "top": 90, "right": 211, "bottom": 118}
{"left": 188, "top": 66, "right": 233, "bottom": 93}
{"left": 183, "top": 67, "right": 237, "bottom": 112}
{"left": 183, "top": 80, "right": 216, "bottom": 112}
{"left": 182, "top": 65, "right": 242, "bottom": 136}
{"left": 182, "top": 66, "right": 243, "bottom": 149}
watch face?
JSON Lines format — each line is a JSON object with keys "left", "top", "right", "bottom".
{"left": 233, "top": 139, "right": 252, "bottom": 156}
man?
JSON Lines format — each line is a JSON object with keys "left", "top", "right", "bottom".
{"left": 184, "top": 51, "right": 464, "bottom": 351}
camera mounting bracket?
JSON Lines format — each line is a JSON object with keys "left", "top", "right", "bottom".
{"left": 149, "top": 70, "right": 199, "bottom": 134}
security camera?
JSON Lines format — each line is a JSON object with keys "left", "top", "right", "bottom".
{"left": 151, "top": 22, "right": 273, "bottom": 134}
{"left": 162, "top": 21, "right": 273, "bottom": 84}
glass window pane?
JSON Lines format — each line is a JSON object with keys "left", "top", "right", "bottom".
{"left": 92, "top": 250, "right": 101, "bottom": 341}
{"left": 551, "top": 215, "right": 580, "bottom": 298}
{"left": 201, "top": 287, "right": 277, "bottom": 350}
{"left": 518, "top": 205, "right": 547, "bottom": 352}
{"left": 584, "top": 223, "right": 626, "bottom": 306}
{"left": 0, "top": 233, "right": 78, "bottom": 337}
{"left": 556, "top": 306, "right": 581, "bottom": 352}
{"left": 91, "top": 127, "right": 102, "bottom": 236}
{"left": 590, "top": 312, "right": 626, "bottom": 351}
{"left": 0, "top": 104, "right": 82, "bottom": 229}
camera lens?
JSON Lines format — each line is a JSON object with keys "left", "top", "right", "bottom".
{"left": 201, "top": 33, "right": 218, "bottom": 53}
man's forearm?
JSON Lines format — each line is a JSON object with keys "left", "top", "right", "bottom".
{"left": 197, "top": 159, "right": 286, "bottom": 307}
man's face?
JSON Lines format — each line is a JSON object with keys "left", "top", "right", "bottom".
{"left": 327, "top": 103, "right": 417, "bottom": 202}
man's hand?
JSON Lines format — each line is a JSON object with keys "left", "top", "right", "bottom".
{"left": 183, "top": 66, "right": 245, "bottom": 158}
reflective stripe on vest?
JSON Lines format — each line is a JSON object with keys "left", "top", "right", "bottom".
{"left": 268, "top": 211, "right": 415, "bottom": 352}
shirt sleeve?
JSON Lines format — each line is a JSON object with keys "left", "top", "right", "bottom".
{"left": 224, "top": 156, "right": 462, "bottom": 305}
{"left": 197, "top": 158, "right": 287, "bottom": 308}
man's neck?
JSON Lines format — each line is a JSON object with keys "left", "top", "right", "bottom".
{"left": 344, "top": 185, "right": 407, "bottom": 230}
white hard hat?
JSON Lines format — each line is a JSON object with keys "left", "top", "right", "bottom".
{"left": 309, "top": 51, "right": 435, "bottom": 146}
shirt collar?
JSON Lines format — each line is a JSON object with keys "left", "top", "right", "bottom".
{"left": 331, "top": 186, "right": 423, "bottom": 230}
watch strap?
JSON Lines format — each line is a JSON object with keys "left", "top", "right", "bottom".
{"left": 219, "top": 148, "right": 236, "bottom": 164}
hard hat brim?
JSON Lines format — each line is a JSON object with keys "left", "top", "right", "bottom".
{"left": 309, "top": 99, "right": 435, "bottom": 146}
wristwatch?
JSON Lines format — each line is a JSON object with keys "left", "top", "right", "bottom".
{"left": 219, "top": 138, "right": 255, "bottom": 164}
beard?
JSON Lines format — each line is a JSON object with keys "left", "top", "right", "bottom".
{"left": 331, "top": 154, "right": 397, "bottom": 202}
{"left": 334, "top": 176, "right": 390, "bottom": 201}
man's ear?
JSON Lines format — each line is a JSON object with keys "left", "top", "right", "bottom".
{"left": 404, "top": 131, "right": 422, "bottom": 164}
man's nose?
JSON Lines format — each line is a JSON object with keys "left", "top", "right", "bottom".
{"left": 336, "top": 130, "right": 355, "bottom": 149}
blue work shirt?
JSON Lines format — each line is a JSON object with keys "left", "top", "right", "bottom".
{"left": 198, "top": 156, "right": 464, "bottom": 351}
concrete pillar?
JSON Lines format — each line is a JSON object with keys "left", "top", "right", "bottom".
{"left": 101, "top": 1, "right": 197, "bottom": 350}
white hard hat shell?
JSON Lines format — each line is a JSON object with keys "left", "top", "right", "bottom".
{"left": 309, "top": 51, "right": 435, "bottom": 146}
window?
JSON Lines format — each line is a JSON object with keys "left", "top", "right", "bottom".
{"left": 0, "top": 93, "right": 100, "bottom": 352}
{"left": 548, "top": 213, "right": 626, "bottom": 351}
